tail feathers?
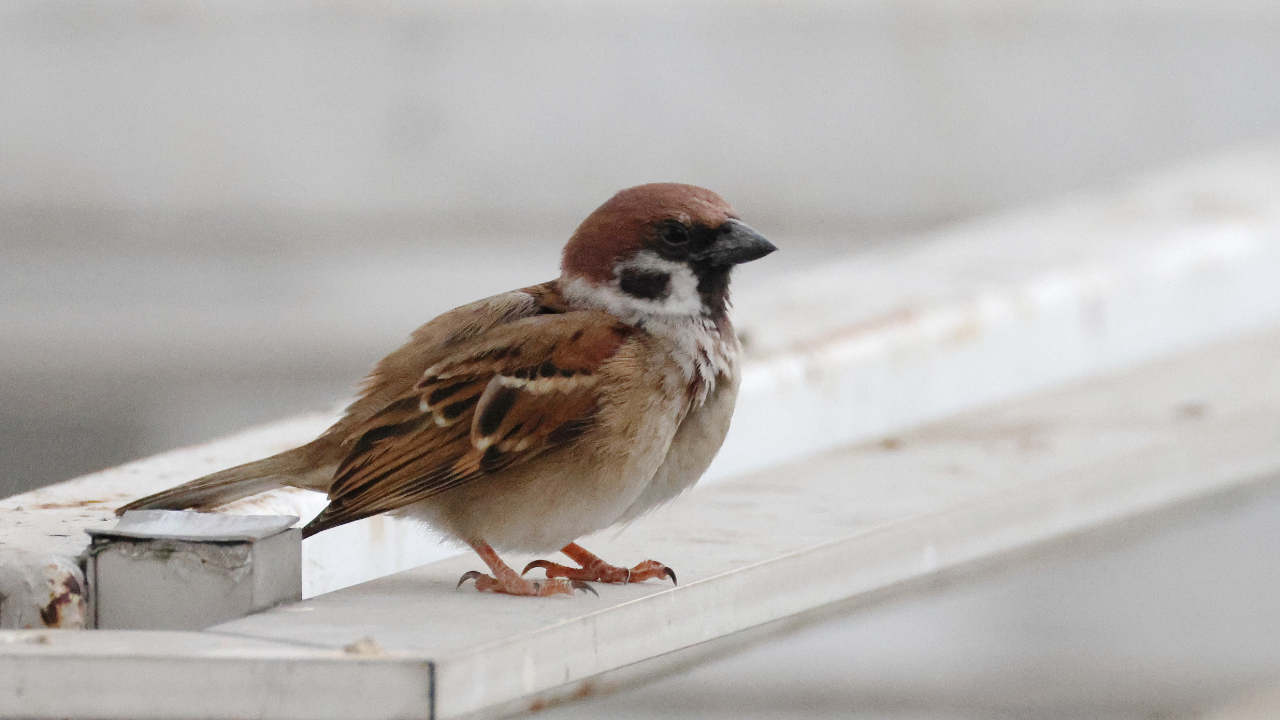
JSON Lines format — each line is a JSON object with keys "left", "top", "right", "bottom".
{"left": 301, "top": 501, "right": 371, "bottom": 538}
{"left": 301, "top": 508, "right": 339, "bottom": 538}
{"left": 116, "top": 451, "right": 319, "bottom": 516}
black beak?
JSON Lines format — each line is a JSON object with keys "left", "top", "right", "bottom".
{"left": 697, "top": 219, "right": 778, "bottom": 266}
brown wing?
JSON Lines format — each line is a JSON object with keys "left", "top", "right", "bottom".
{"left": 320, "top": 282, "right": 571, "bottom": 443}
{"left": 302, "top": 311, "right": 635, "bottom": 536}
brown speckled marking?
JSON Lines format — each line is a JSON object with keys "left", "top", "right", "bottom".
{"left": 38, "top": 567, "right": 87, "bottom": 629}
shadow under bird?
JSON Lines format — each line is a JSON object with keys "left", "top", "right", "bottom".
{"left": 120, "top": 183, "right": 776, "bottom": 596}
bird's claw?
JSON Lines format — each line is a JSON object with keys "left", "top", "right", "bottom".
{"left": 522, "top": 557, "right": 677, "bottom": 586}
{"left": 456, "top": 569, "right": 581, "bottom": 597}
{"left": 522, "top": 559, "right": 554, "bottom": 576}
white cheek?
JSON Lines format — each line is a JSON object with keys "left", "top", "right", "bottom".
{"left": 613, "top": 253, "right": 703, "bottom": 317}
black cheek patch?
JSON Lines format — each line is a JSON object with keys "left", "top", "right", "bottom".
{"left": 619, "top": 269, "right": 671, "bottom": 301}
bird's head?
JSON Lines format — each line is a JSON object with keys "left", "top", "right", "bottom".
{"left": 560, "top": 183, "right": 776, "bottom": 322}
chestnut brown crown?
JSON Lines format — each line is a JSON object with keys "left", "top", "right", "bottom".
{"left": 560, "top": 183, "right": 738, "bottom": 284}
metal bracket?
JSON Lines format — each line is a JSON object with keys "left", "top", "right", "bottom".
{"left": 85, "top": 511, "right": 301, "bottom": 630}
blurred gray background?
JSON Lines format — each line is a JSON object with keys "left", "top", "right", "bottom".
{"left": 5, "top": 0, "right": 1280, "bottom": 497}
{"left": 4, "top": 1, "right": 1280, "bottom": 717}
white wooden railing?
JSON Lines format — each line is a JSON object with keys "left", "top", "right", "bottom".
{"left": 3, "top": 145, "right": 1280, "bottom": 719}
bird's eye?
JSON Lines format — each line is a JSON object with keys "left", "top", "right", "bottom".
{"left": 661, "top": 221, "right": 691, "bottom": 246}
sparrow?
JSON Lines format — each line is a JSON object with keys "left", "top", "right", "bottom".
{"left": 119, "top": 183, "right": 776, "bottom": 597}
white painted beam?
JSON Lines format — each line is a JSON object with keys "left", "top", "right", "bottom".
{"left": 3, "top": 145, "right": 1280, "bottom": 624}
{"left": 0, "top": 630, "right": 433, "bottom": 720}
{"left": 5, "top": 323, "right": 1280, "bottom": 719}
{"left": 717, "top": 144, "right": 1280, "bottom": 478}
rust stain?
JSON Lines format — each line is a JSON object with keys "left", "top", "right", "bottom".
{"left": 1177, "top": 402, "right": 1208, "bottom": 420}
{"left": 908, "top": 419, "right": 1055, "bottom": 454}
{"left": 39, "top": 571, "right": 86, "bottom": 629}
{"left": 948, "top": 315, "right": 983, "bottom": 345}
{"left": 847, "top": 419, "right": 1063, "bottom": 458}
{"left": 524, "top": 678, "right": 597, "bottom": 715}
{"left": 342, "top": 636, "right": 385, "bottom": 657}
{"left": 780, "top": 307, "right": 920, "bottom": 358}
{"left": 30, "top": 499, "right": 109, "bottom": 510}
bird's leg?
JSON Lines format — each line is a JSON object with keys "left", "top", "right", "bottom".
{"left": 522, "top": 542, "right": 677, "bottom": 586}
{"left": 457, "top": 542, "right": 595, "bottom": 597}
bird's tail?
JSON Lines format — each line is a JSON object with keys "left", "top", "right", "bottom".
{"left": 115, "top": 446, "right": 330, "bottom": 515}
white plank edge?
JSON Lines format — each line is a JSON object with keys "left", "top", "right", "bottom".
{"left": 6, "top": 323, "right": 1278, "bottom": 719}
{"left": 0, "top": 630, "right": 433, "bottom": 720}
{"left": 212, "top": 326, "right": 1280, "bottom": 719}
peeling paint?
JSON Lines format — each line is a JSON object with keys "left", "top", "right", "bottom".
{"left": 39, "top": 568, "right": 85, "bottom": 628}
{"left": 0, "top": 550, "right": 87, "bottom": 629}
{"left": 98, "top": 539, "right": 254, "bottom": 583}
{"left": 343, "top": 636, "right": 385, "bottom": 657}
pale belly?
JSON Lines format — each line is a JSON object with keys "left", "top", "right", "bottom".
{"left": 400, "top": 438, "right": 669, "bottom": 552}
{"left": 615, "top": 374, "right": 739, "bottom": 524}
{"left": 400, "top": 372, "right": 692, "bottom": 552}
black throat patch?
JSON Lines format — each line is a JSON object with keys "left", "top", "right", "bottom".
{"left": 619, "top": 269, "right": 671, "bottom": 300}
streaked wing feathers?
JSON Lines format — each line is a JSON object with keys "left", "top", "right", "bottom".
{"left": 304, "top": 311, "right": 633, "bottom": 535}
